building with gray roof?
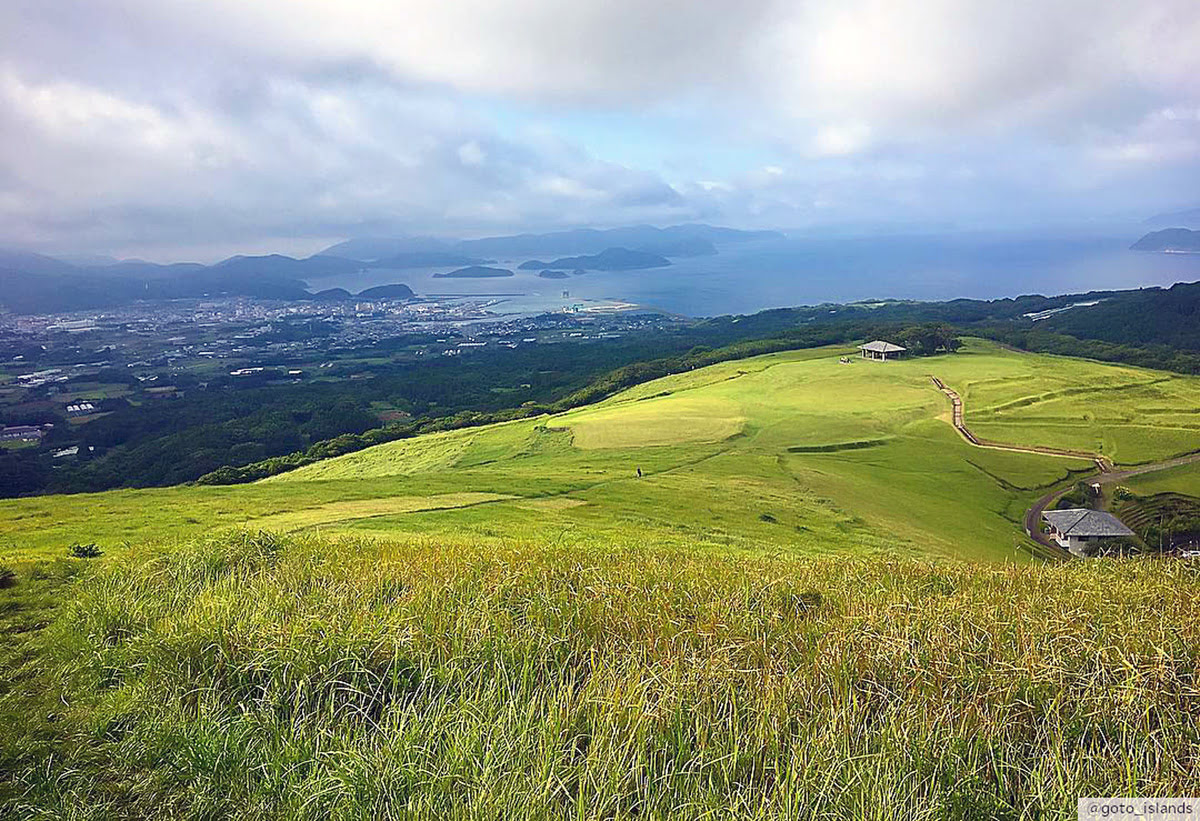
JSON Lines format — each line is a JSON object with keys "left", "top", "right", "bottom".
{"left": 1043, "top": 508, "right": 1135, "bottom": 556}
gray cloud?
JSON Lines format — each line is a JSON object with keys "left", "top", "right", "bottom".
{"left": 0, "top": 0, "right": 1197, "bottom": 258}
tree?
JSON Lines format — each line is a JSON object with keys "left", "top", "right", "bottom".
{"left": 894, "top": 323, "right": 962, "bottom": 356}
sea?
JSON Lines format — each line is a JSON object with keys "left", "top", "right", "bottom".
{"left": 306, "top": 231, "right": 1200, "bottom": 319}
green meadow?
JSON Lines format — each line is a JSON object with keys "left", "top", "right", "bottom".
{"left": 3, "top": 338, "right": 1200, "bottom": 817}
{"left": 6, "top": 338, "right": 1200, "bottom": 566}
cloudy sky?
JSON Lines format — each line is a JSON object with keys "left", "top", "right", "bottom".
{"left": 1, "top": 0, "right": 1198, "bottom": 260}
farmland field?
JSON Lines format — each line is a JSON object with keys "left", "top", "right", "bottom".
{"left": 3, "top": 338, "right": 1200, "bottom": 818}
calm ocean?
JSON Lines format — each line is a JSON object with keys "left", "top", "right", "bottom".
{"left": 310, "top": 231, "right": 1200, "bottom": 318}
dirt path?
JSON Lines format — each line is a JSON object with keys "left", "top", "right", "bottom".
{"left": 929, "top": 376, "right": 1110, "bottom": 469}
{"left": 930, "top": 375, "right": 1200, "bottom": 555}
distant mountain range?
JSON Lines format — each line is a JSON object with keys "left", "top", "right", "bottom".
{"left": 0, "top": 223, "right": 780, "bottom": 314}
{"left": 319, "top": 224, "right": 780, "bottom": 263}
{"left": 320, "top": 236, "right": 453, "bottom": 260}
{"left": 1131, "top": 228, "right": 1200, "bottom": 253}
{"left": 517, "top": 248, "right": 671, "bottom": 271}
{"left": 371, "top": 252, "right": 491, "bottom": 269}
{"left": 0, "top": 249, "right": 402, "bottom": 314}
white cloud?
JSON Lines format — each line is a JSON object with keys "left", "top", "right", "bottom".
{"left": 811, "top": 124, "right": 872, "bottom": 157}
{"left": 0, "top": 0, "right": 1197, "bottom": 254}
{"left": 457, "top": 141, "right": 487, "bottom": 167}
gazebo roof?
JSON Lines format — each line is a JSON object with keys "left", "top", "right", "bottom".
{"left": 859, "top": 340, "right": 906, "bottom": 353}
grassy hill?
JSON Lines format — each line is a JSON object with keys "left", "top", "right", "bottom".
{"left": 4, "top": 339, "right": 1200, "bottom": 816}
{"left": 5, "top": 339, "right": 1200, "bottom": 565}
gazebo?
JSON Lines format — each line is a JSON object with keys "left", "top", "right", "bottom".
{"left": 858, "top": 340, "right": 906, "bottom": 361}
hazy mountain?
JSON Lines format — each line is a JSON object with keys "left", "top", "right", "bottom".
{"left": 370, "top": 251, "right": 489, "bottom": 269}
{"left": 1143, "top": 208, "right": 1200, "bottom": 229}
{"left": 456, "top": 224, "right": 777, "bottom": 259}
{"left": 53, "top": 253, "right": 123, "bottom": 267}
{"left": 0, "top": 249, "right": 78, "bottom": 277}
{"left": 634, "top": 237, "right": 717, "bottom": 257}
{"left": 517, "top": 248, "right": 671, "bottom": 271}
{"left": 660, "top": 224, "right": 783, "bottom": 244}
{"left": 356, "top": 283, "right": 415, "bottom": 299}
{"left": 320, "top": 236, "right": 451, "bottom": 261}
{"left": 0, "top": 251, "right": 342, "bottom": 313}
{"left": 213, "top": 254, "right": 367, "bottom": 277}
{"left": 317, "top": 224, "right": 777, "bottom": 270}
{"left": 1131, "top": 228, "right": 1200, "bottom": 253}
{"left": 97, "top": 261, "right": 208, "bottom": 279}
{"left": 432, "top": 266, "right": 514, "bottom": 278}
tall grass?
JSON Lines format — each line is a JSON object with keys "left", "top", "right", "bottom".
{"left": 5, "top": 530, "right": 1200, "bottom": 819}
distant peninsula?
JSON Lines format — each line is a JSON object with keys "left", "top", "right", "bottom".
{"left": 1131, "top": 228, "right": 1200, "bottom": 253}
{"left": 432, "top": 266, "right": 514, "bottom": 278}
{"left": 517, "top": 247, "right": 671, "bottom": 272}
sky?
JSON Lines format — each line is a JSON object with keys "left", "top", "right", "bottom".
{"left": 0, "top": 0, "right": 1198, "bottom": 261}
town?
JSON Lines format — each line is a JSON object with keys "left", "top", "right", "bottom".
{"left": 0, "top": 293, "right": 681, "bottom": 473}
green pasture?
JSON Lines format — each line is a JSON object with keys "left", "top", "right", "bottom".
{"left": 5, "top": 339, "right": 1200, "bottom": 816}
{"left": 1123, "top": 462, "right": 1200, "bottom": 498}
{"left": 7, "top": 338, "right": 1197, "bottom": 565}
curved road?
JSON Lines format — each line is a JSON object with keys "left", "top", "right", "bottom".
{"left": 930, "top": 376, "right": 1200, "bottom": 555}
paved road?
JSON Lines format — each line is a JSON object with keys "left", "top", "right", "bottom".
{"left": 930, "top": 375, "right": 1200, "bottom": 556}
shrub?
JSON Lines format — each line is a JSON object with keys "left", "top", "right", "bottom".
{"left": 68, "top": 542, "right": 103, "bottom": 559}
{"left": 1086, "top": 537, "right": 1142, "bottom": 558}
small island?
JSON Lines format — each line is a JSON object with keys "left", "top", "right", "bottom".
{"left": 1130, "top": 228, "right": 1200, "bottom": 253}
{"left": 432, "top": 266, "right": 515, "bottom": 278}
{"left": 517, "top": 247, "right": 671, "bottom": 271}
{"left": 536, "top": 270, "right": 570, "bottom": 279}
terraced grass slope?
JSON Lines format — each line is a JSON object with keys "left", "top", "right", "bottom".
{"left": 4, "top": 339, "right": 1200, "bottom": 565}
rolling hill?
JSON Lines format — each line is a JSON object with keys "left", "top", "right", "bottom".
{"left": 4, "top": 339, "right": 1200, "bottom": 816}
{"left": 5, "top": 338, "right": 1200, "bottom": 562}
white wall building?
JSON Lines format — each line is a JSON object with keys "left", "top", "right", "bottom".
{"left": 1042, "top": 509, "right": 1135, "bottom": 556}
